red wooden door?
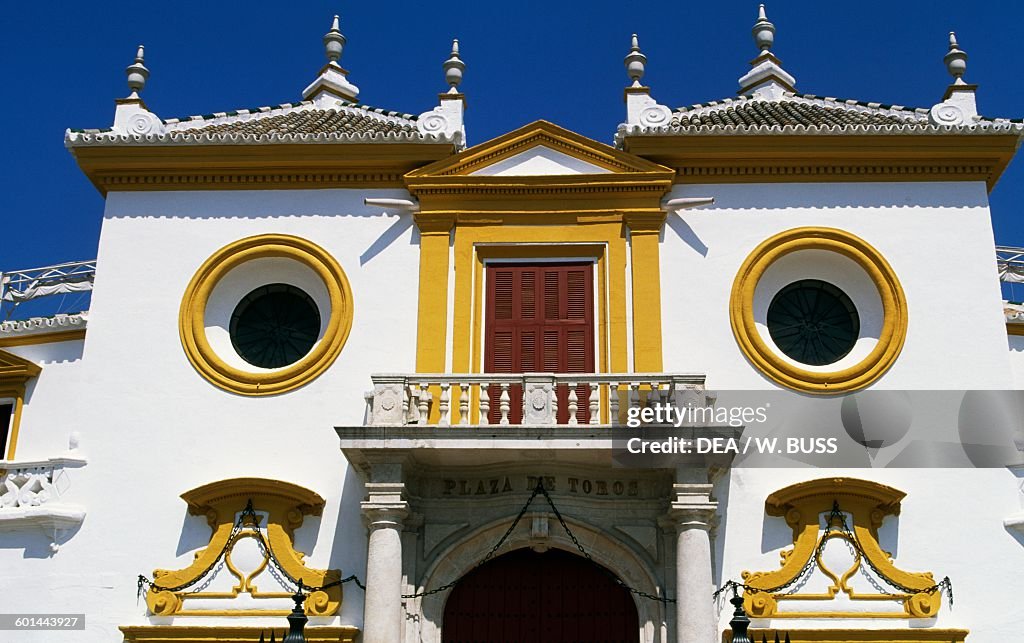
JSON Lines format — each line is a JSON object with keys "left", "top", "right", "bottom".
{"left": 485, "top": 263, "right": 594, "bottom": 423}
{"left": 442, "top": 548, "right": 639, "bottom": 643}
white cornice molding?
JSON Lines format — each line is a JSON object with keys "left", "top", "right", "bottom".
{"left": 0, "top": 312, "right": 88, "bottom": 338}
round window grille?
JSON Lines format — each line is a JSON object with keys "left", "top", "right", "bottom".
{"left": 767, "top": 279, "right": 860, "bottom": 366}
{"left": 229, "top": 284, "right": 321, "bottom": 368}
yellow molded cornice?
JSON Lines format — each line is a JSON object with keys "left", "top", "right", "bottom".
{"left": 408, "top": 120, "right": 673, "bottom": 177}
{"left": 0, "top": 349, "right": 41, "bottom": 385}
{"left": 119, "top": 626, "right": 359, "bottom": 643}
{"left": 623, "top": 134, "right": 1019, "bottom": 191}
{"left": 733, "top": 630, "right": 968, "bottom": 643}
{"left": 181, "top": 477, "right": 326, "bottom": 535}
{"left": 405, "top": 121, "right": 675, "bottom": 220}
{"left": 71, "top": 143, "right": 454, "bottom": 194}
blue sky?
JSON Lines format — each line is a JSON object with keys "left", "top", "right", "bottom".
{"left": 2, "top": 1, "right": 1022, "bottom": 272}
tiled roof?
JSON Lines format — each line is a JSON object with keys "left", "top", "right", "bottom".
{"left": 65, "top": 100, "right": 455, "bottom": 146}
{"left": 671, "top": 95, "right": 923, "bottom": 129}
{"left": 172, "top": 105, "right": 417, "bottom": 138}
{"left": 0, "top": 312, "right": 88, "bottom": 338}
{"left": 618, "top": 92, "right": 1023, "bottom": 141}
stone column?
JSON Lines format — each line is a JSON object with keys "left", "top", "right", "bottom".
{"left": 668, "top": 482, "right": 718, "bottom": 643}
{"left": 361, "top": 479, "right": 410, "bottom": 643}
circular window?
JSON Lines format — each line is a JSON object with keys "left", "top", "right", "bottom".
{"left": 229, "top": 284, "right": 322, "bottom": 368}
{"left": 179, "top": 234, "right": 353, "bottom": 396}
{"left": 766, "top": 280, "right": 860, "bottom": 366}
{"left": 730, "top": 227, "right": 907, "bottom": 394}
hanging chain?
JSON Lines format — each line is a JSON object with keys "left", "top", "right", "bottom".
{"left": 713, "top": 501, "right": 954, "bottom": 609}
{"left": 137, "top": 500, "right": 366, "bottom": 601}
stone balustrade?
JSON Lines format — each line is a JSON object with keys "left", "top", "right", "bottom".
{"left": 366, "top": 373, "right": 706, "bottom": 426}
{"left": 0, "top": 456, "right": 87, "bottom": 543}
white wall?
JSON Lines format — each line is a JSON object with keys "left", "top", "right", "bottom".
{"left": 0, "top": 187, "right": 423, "bottom": 639}
{"left": 3, "top": 178, "right": 1021, "bottom": 642}
{"left": 659, "top": 181, "right": 1013, "bottom": 389}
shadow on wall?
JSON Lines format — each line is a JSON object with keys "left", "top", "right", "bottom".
{"left": 360, "top": 214, "right": 415, "bottom": 266}
{"left": 665, "top": 212, "right": 709, "bottom": 257}
{"left": 328, "top": 464, "right": 369, "bottom": 626}
{"left": 674, "top": 182, "right": 990, "bottom": 211}
{"left": 0, "top": 522, "right": 84, "bottom": 559}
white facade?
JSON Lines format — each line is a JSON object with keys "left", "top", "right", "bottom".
{"left": 2, "top": 9, "right": 1024, "bottom": 643}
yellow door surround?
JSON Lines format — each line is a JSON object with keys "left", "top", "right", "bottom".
{"left": 0, "top": 349, "right": 41, "bottom": 459}
{"left": 404, "top": 120, "right": 676, "bottom": 377}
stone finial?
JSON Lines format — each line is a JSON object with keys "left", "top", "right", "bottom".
{"left": 752, "top": 4, "right": 775, "bottom": 53}
{"left": 443, "top": 39, "right": 465, "bottom": 93}
{"left": 737, "top": 4, "right": 796, "bottom": 97}
{"left": 302, "top": 14, "right": 359, "bottom": 102}
{"left": 930, "top": 30, "right": 978, "bottom": 125}
{"left": 324, "top": 14, "right": 346, "bottom": 65}
{"left": 624, "top": 34, "right": 647, "bottom": 88}
{"left": 944, "top": 31, "right": 968, "bottom": 83}
{"left": 125, "top": 45, "right": 149, "bottom": 99}
{"left": 417, "top": 38, "right": 467, "bottom": 145}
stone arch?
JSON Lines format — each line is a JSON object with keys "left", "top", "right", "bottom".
{"left": 411, "top": 514, "right": 667, "bottom": 643}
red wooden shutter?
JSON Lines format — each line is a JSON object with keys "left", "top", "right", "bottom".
{"left": 485, "top": 263, "right": 594, "bottom": 423}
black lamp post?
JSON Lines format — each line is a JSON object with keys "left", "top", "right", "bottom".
{"left": 281, "top": 585, "right": 308, "bottom": 643}
{"left": 728, "top": 585, "right": 753, "bottom": 643}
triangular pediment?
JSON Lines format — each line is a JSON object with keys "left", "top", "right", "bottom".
{"left": 0, "top": 348, "right": 41, "bottom": 385}
{"left": 406, "top": 120, "right": 673, "bottom": 178}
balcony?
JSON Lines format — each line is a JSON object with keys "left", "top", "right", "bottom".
{"left": 341, "top": 371, "right": 736, "bottom": 482}
{"left": 0, "top": 455, "right": 87, "bottom": 550}
{"left": 364, "top": 372, "right": 708, "bottom": 427}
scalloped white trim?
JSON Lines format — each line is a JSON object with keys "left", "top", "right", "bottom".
{"left": 65, "top": 127, "right": 454, "bottom": 147}
{"left": 617, "top": 120, "right": 1024, "bottom": 138}
{"left": 0, "top": 312, "right": 89, "bottom": 337}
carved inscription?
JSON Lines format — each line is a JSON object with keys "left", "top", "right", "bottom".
{"left": 440, "top": 475, "right": 639, "bottom": 497}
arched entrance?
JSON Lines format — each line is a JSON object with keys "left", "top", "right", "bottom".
{"left": 442, "top": 548, "right": 640, "bottom": 642}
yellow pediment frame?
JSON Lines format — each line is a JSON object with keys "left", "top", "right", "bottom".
{"left": 742, "top": 478, "right": 946, "bottom": 619}
{"left": 145, "top": 478, "right": 342, "bottom": 617}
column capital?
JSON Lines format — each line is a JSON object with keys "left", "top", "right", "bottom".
{"left": 413, "top": 212, "right": 456, "bottom": 235}
{"left": 664, "top": 482, "right": 717, "bottom": 531}
{"left": 361, "top": 501, "right": 410, "bottom": 530}
{"left": 624, "top": 211, "right": 666, "bottom": 234}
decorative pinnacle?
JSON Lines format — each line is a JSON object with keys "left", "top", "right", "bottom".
{"left": 944, "top": 31, "right": 968, "bottom": 83}
{"left": 125, "top": 45, "right": 149, "bottom": 99}
{"left": 624, "top": 34, "right": 647, "bottom": 88}
{"left": 752, "top": 4, "right": 775, "bottom": 53}
{"left": 443, "top": 39, "right": 465, "bottom": 93}
{"left": 323, "top": 15, "right": 347, "bottom": 64}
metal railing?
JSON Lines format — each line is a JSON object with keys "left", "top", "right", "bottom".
{"left": 365, "top": 373, "right": 707, "bottom": 426}
{"left": 0, "top": 260, "right": 96, "bottom": 319}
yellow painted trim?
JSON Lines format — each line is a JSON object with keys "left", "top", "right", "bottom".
{"left": 626, "top": 213, "right": 666, "bottom": 372}
{"left": 0, "top": 329, "right": 86, "bottom": 348}
{"left": 1006, "top": 322, "right": 1024, "bottom": 336}
{"left": 0, "top": 349, "right": 41, "bottom": 460}
{"left": 453, "top": 231, "right": 631, "bottom": 424}
{"left": 178, "top": 234, "right": 353, "bottom": 396}
{"left": 146, "top": 478, "right": 341, "bottom": 617}
{"left": 623, "top": 133, "right": 1020, "bottom": 191}
{"left": 407, "top": 120, "right": 674, "bottom": 178}
{"left": 725, "top": 629, "right": 968, "bottom": 643}
{"left": 119, "top": 626, "right": 359, "bottom": 643}
{"left": 0, "top": 390, "right": 25, "bottom": 460}
{"left": 414, "top": 216, "right": 454, "bottom": 374}
{"left": 743, "top": 478, "right": 943, "bottom": 619}
{"left": 730, "top": 227, "right": 907, "bottom": 394}
{"left": 72, "top": 142, "right": 454, "bottom": 195}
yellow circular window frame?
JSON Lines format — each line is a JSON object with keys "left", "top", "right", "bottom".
{"left": 730, "top": 227, "right": 907, "bottom": 394}
{"left": 179, "top": 234, "right": 353, "bottom": 396}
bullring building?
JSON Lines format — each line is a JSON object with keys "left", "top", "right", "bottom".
{"left": 1, "top": 7, "right": 1023, "bottom": 643}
